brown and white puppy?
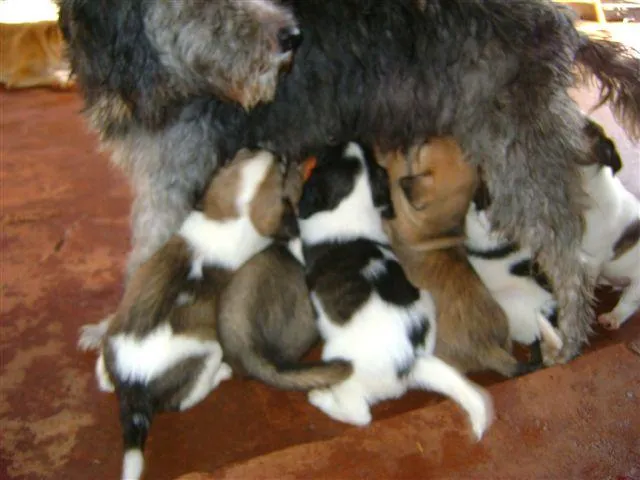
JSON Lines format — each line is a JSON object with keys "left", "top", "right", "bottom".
{"left": 77, "top": 149, "right": 293, "bottom": 480}
{"left": 580, "top": 119, "right": 640, "bottom": 330}
{"left": 217, "top": 165, "right": 352, "bottom": 390}
{"left": 0, "top": 21, "right": 74, "bottom": 89}
{"left": 379, "top": 138, "right": 535, "bottom": 377}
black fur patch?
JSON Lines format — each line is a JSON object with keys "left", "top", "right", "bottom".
{"left": 466, "top": 243, "right": 519, "bottom": 260}
{"left": 584, "top": 118, "right": 623, "bottom": 173}
{"left": 298, "top": 157, "right": 360, "bottom": 219}
{"left": 508, "top": 259, "right": 554, "bottom": 293}
{"left": 371, "top": 260, "right": 420, "bottom": 306}
{"left": 613, "top": 218, "right": 640, "bottom": 260}
{"left": 305, "top": 239, "right": 420, "bottom": 323}
{"left": 408, "top": 320, "right": 430, "bottom": 349}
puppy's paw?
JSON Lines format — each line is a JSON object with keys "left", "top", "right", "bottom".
{"left": 78, "top": 317, "right": 112, "bottom": 351}
{"left": 468, "top": 386, "right": 494, "bottom": 441}
{"left": 216, "top": 363, "right": 233, "bottom": 383}
{"left": 597, "top": 312, "right": 620, "bottom": 331}
{"left": 308, "top": 389, "right": 372, "bottom": 426}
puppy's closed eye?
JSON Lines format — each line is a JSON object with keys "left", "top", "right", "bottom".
{"left": 399, "top": 172, "right": 434, "bottom": 210}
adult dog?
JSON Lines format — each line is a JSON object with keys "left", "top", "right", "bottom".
{"left": 58, "top": 0, "right": 640, "bottom": 362}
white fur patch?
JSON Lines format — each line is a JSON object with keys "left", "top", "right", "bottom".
{"left": 235, "top": 151, "right": 275, "bottom": 214}
{"left": 109, "top": 324, "right": 220, "bottom": 384}
{"left": 122, "top": 449, "right": 144, "bottom": 480}
{"left": 287, "top": 238, "right": 305, "bottom": 265}
{"left": 179, "top": 211, "right": 272, "bottom": 271}
{"left": 95, "top": 353, "right": 115, "bottom": 393}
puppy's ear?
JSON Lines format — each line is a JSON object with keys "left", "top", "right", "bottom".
{"left": 473, "top": 177, "right": 492, "bottom": 211}
{"left": 273, "top": 198, "right": 300, "bottom": 241}
{"left": 594, "top": 136, "right": 623, "bottom": 174}
{"left": 369, "top": 162, "right": 395, "bottom": 219}
{"left": 584, "top": 118, "right": 623, "bottom": 173}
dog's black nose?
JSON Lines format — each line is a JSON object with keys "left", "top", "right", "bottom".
{"left": 278, "top": 26, "right": 303, "bottom": 52}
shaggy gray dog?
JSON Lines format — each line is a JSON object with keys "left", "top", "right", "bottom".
{"left": 58, "top": 0, "right": 640, "bottom": 363}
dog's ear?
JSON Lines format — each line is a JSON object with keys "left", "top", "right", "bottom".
{"left": 369, "top": 161, "right": 395, "bottom": 219}
{"left": 273, "top": 198, "right": 300, "bottom": 241}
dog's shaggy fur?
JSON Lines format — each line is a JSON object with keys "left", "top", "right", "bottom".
{"left": 58, "top": 0, "right": 640, "bottom": 361}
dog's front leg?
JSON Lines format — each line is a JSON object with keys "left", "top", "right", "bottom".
{"left": 128, "top": 181, "right": 193, "bottom": 280}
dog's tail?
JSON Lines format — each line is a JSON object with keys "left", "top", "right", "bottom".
{"left": 575, "top": 35, "right": 640, "bottom": 140}
{"left": 239, "top": 351, "right": 353, "bottom": 391}
{"left": 118, "top": 383, "right": 154, "bottom": 480}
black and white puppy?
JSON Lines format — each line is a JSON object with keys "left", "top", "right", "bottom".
{"left": 297, "top": 143, "right": 492, "bottom": 440}
{"left": 464, "top": 183, "right": 564, "bottom": 367}
{"left": 581, "top": 119, "right": 640, "bottom": 330}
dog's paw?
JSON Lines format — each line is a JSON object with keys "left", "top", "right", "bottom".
{"left": 78, "top": 318, "right": 111, "bottom": 351}
{"left": 544, "top": 334, "right": 581, "bottom": 366}
{"left": 597, "top": 312, "right": 620, "bottom": 331}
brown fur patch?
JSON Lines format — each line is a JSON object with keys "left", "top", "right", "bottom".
{"left": 381, "top": 137, "right": 478, "bottom": 245}
{"left": 380, "top": 137, "right": 521, "bottom": 377}
{"left": 613, "top": 218, "right": 640, "bottom": 260}
{"left": 249, "top": 163, "right": 287, "bottom": 237}
{"left": 200, "top": 150, "right": 256, "bottom": 221}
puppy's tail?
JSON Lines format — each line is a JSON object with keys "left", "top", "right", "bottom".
{"left": 119, "top": 384, "right": 154, "bottom": 480}
{"left": 575, "top": 35, "right": 640, "bottom": 140}
{"left": 240, "top": 351, "right": 353, "bottom": 391}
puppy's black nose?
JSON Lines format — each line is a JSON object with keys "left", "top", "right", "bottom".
{"left": 278, "top": 26, "right": 303, "bottom": 52}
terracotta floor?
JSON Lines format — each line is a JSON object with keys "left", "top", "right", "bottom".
{"left": 1, "top": 28, "right": 640, "bottom": 480}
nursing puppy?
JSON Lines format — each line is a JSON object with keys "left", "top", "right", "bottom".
{"left": 581, "top": 119, "right": 640, "bottom": 330}
{"left": 217, "top": 166, "right": 353, "bottom": 390}
{"left": 464, "top": 184, "right": 564, "bottom": 366}
{"left": 379, "top": 138, "right": 534, "bottom": 376}
{"left": 78, "top": 149, "right": 292, "bottom": 480}
{"left": 298, "top": 143, "right": 492, "bottom": 440}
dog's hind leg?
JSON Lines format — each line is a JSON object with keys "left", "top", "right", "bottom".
{"left": 410, "top": 355, "right": 493, "bottom": 440}
{"left": 113, "top": 125, "right": 219, "bottom": 281}
{"left": 461, "top": 88, "right": 596, "bottom": 364}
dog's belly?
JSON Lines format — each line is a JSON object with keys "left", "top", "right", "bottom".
{"left": 222, "top": 0, "right": 531, "bottom": 157}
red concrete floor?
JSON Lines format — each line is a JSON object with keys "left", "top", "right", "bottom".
{"left": 1, "top": 47, "right": 639, "bottom": 480}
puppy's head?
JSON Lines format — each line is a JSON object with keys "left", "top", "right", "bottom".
{"left": 379, "top": 137, "right": 477, "bottom": 243}
{"left": 583, "top": 118, "right": 623, "bottom": 173}
{"left": 298, "top": 143, "right": 393, "bottom": 220}
{"left": 201, "top": 149, "right": 298, "bottom": 239}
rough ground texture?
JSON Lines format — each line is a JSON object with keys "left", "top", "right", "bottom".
{"left": 1, "top": 31, "right": 639, "bottom": 480}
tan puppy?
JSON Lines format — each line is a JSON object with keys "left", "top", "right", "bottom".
{"left": 0, "top": 21, "right": 74, "bottom": 89}
{"left": 77, "top": 149, "right": 294, "bottom": 480}
{"left": 217, "top": 165, "right": 352, "bottom": 390}
{"left": 379, "top": 138, "right": 532, "bottom": 377}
